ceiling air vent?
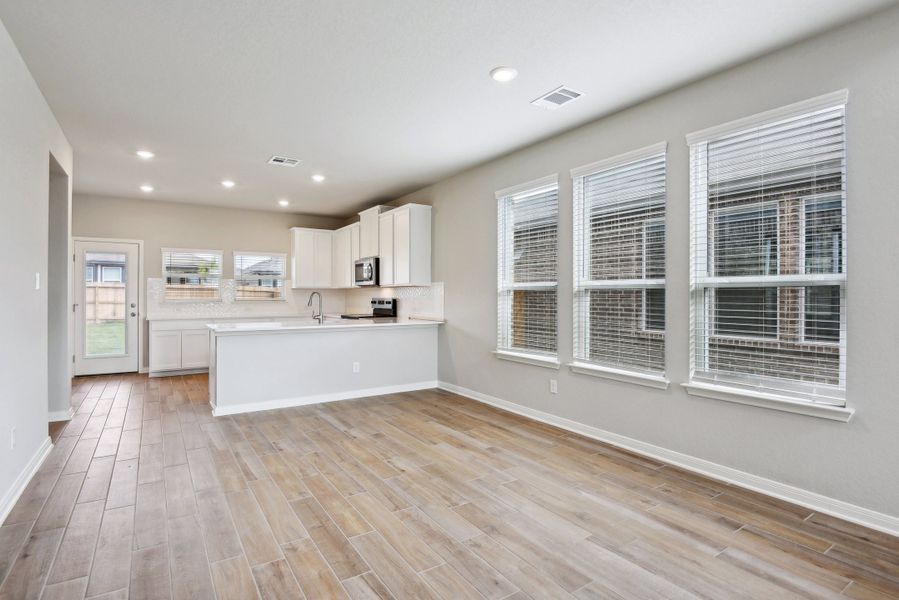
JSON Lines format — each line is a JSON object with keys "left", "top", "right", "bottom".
{"left": 531, "top": 86, "right": 583, "bottom": 110}
{"left": 267, "top": 155, "right": 301, "bottom": 167}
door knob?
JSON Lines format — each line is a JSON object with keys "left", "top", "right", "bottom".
{"left": 130, "top": 303, "right": 136, "bottom": 308}
{"left": 131, "top": 312, "right": 137, "bottom": 317}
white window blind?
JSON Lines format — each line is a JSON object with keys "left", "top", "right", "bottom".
{"left": 234, "top": 252, "right": 287, "bottom": 300}
{"left": 162, "top": 248, "right": 222, "bottom": 300}
{"left": 573, "top": 144, "right": 667, "bottom": 375}
{"left": 688, "top": 92, "right": 847, "bottom": 405}
{"left": 497, "top": 176, "right": 559, "bottom": 357}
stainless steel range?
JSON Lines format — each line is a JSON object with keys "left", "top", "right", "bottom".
{"left": 340, "top": 298, "right": 397, "bottom": 319}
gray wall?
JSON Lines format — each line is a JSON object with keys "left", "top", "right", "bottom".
{"left": 0, "top": 19, "right": 73, "bottom": 515}
{"left": 394, "top": 8, "right": 899, "bottom": 517}
{"left": 48, "top": 157, "right": 72, "bottom": 419}
{"left": 72, "top": 194, "right": 345, "bottom": 370}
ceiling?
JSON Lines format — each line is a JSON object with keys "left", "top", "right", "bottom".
{"left": 0, "top": 1, "right": 892, "bottom": 217}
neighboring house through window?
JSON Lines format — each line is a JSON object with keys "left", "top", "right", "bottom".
{"left": 234, "top": 252, "right": 287, "bottom": 300}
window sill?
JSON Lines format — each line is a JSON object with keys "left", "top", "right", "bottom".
{"left": 493, "top": 350, "right": 560, "bottom": 370}
{"left": 682, "top": 381, "right": 854, "bottom": 422}
{"left": 163, "top": 298, "right": 223, "bottom": 303}
{"left": 568, "top": 362, "right": 669, "bottom": 389}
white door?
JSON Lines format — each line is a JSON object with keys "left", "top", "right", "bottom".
{"left": 74, "top": 240, "right": 140, "bottom": 375}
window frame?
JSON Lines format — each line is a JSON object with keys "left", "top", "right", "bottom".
{"left": 495, "top": 174, "right": 560, "bottom": 363}
{"left": 232, "top": 251, "right": 288, "bottom": 302}
{"left": 161, "top": 247, "right": 224, "bottom": 302}
{"left": 571, "top": 142, "right": 668, "bottom": 378}
{"left": 687, "top": 91, "right": 848, "bottom": 409}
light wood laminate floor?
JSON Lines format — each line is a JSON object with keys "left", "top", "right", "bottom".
{"left": 2, "top": 373, "right": 898, "bottom": 599}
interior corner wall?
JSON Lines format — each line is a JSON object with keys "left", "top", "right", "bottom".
{"left": 395, "top": 7, "right": 899, "bottom": 519}
{"left": 0, "top": 17, "right": 73, "bottom": 520}
{"left": 47, "top": 158, "right": 72, "bottom": 420}
{"left": 71, "top": 194, "right": 345, "bottom": 371}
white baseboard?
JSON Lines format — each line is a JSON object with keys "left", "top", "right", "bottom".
{"left": 48, "top": 407, "right": 75, "bottom": 422}
{"left": 0, "top": 436, "right": 53, "bottom": 525}
{"left": 438, "top": 380, "right": 899, "bottom": 538}
{"left": 212, "top": 380, "right": 440, "bottom": 417}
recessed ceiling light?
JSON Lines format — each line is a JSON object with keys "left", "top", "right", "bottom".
{"left": 140, "top": 184, "right": 154, "bottom": 193}
{"left": 311, "top": 174, "right": 325, "bottom": 183}
{"left": 278, "top": 199, "right": 290, "bottom": 207}
{"left": 221, "top": 180, "right": 235, "bottom": 188}
{"left": 490, "top": 66, "right": 518, "bottom": 83}
{"left": 136, "top": 150, "right": 155, "bottom": 159}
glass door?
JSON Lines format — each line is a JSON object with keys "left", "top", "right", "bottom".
{"left": 74, "top": 240, "right": 140, "bottom": 375}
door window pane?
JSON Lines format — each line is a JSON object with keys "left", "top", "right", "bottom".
{"left": 84, "top": 252, "right": 127, "bottom": 356}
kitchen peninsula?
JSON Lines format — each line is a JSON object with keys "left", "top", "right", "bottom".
{"left": 208, "top": 317, "right": 440, "bottom": 415}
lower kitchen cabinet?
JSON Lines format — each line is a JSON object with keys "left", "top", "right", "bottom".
{"left": 149, "top": 320, "right": 210, "bottom": 376}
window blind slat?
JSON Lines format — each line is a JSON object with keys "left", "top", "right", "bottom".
{"left": 689, "top": 100, "right": 847, "bottom": 405}
{"left": 573, "top": 150, "right": 667, "bottom": 375}
{"left": 162, "top": 249, "right": 222, "bottom": 300}
{"left": 498, "top": 182, "right": 559, "bottom": 355}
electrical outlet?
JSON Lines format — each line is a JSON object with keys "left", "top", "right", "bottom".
{"left": 549, "top": 379, "right": 558, "bottom": 394}
{"left": 34, "top": 272, "right": 40, "bottom": 290}
{"left": 10, "top": 427, "right": 15, "bottom": 450}
{"left": 352, "top": 361, "right": 360, "bottom": 373}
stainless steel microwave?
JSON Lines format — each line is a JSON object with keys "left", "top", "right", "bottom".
{"left": 354, "top": 256, "right": 379, "bottom": 286}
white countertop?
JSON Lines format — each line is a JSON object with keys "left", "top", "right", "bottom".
{"left": 207, "top": 316, "right": 443, "bottom": 335}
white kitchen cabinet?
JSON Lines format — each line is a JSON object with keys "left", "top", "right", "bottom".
{"left": 378, "top": 212, "right": 395, "bottom": 286}
{"left": 149, "top": 320, "right": 210, "bottom": 375}
{"left": 331, "top": 224, "right": 354, "bottom": 289}
{"left": 350, "top": 222, "right": 361, "bottom": 262}
{"left": 313, "top": 230, "right": 331, "bottom": 286}
{"left": 290, "top": 227, "right": 332, "bottom": 288}
{"left": 149, "top": 330, "right": 181, "bottom": 372}
{"left": 378, "top": 203, "right": 431, "bottom": 286}
{"left": 180, "top": 329, "right": 210, "bottom": 369}
{"left": 359, "top": 205, "right": 388, "bottom": 259}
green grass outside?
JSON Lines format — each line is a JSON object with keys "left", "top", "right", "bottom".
{"left": 86, "top": 321, "right": 126, "bottom": 356}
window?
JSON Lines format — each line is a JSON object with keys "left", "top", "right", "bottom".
{"left": 573, "top": 144, "right": 667, "bottom": 375}
{"left": 234, "top": 252, "right": 287, "bottom": 300}
{"left": 688, "top": 91, "right": 847, "bottom": 404}
{"left": 162, "top": 248, "right": 222, "bottom": 300}
{"left": 101, "top": 266, "right": 123, "bottom": 283}
{"left": 496, "top": 176, "right": 559, "bottom": 360}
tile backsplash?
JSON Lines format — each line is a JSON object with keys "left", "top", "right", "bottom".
{"left": 146, "top": 278, "right": 444, "bottom": 321}
{"left": 345, "top": 282, "right": 444, "bottom": 320}
{"left": 145, "top": 278, "right": 346, "bottom": 320}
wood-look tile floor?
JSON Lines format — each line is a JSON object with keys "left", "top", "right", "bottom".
{"left": 2, "top": 374, "right": 899, "bottom": 599}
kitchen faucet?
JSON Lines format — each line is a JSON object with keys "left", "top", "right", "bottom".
{"left": 307, "top": 291, "right": 324, "bottom": 324}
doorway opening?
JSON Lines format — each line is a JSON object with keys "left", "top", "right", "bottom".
{"left": 48, "top": 153, "right": 71, "bottom": 426}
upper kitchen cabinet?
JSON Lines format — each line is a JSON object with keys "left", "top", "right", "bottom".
{"left": 290, "top": 227, "right": 332, "bottom": 288}
{"left": 378, "top": 203, "right": 431, "bottom": 286}
{"left": 359, "top": 205, "right": 389, "bottom": 258}
{"left": 331, "top": 223, "right": 358, "bottom": 289}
